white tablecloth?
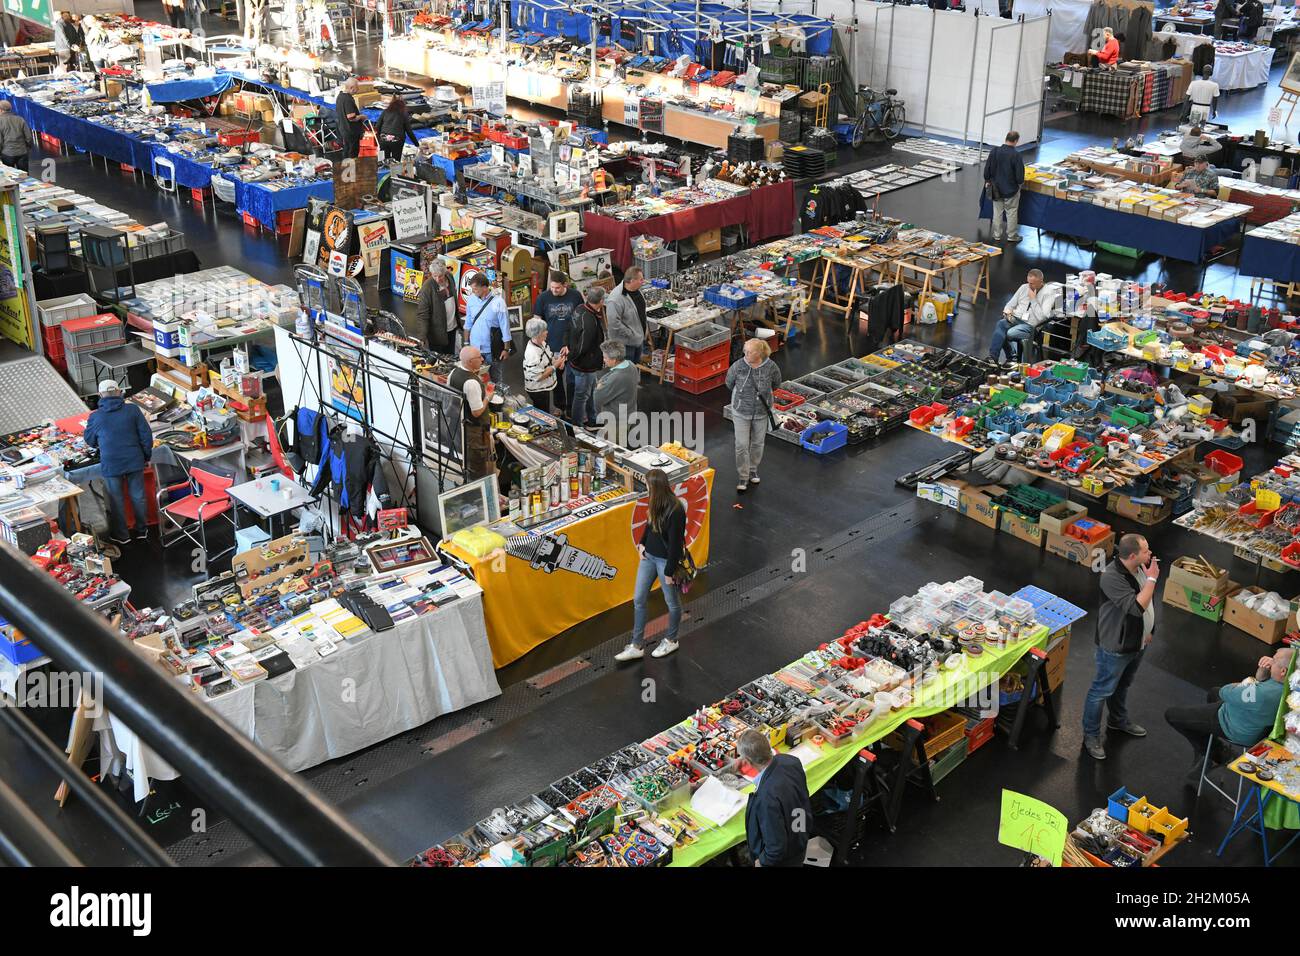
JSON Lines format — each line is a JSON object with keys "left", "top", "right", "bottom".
{"left": 95, "top": 590, "right": 500, "bottom": 801}
{"left": 1213, "top": 47, "right": 1274, "bottom": 90}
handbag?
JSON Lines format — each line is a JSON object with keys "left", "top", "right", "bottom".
{"left": 672, "top": 548, "right": 699, "bottom": 592}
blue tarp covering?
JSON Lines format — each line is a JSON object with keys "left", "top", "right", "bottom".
{"left": 11, "top": 96, "right": 156, "bottom": 168}
{"left": 978, "top": 192, "right": 1243, "bottom": 264}
{"left": 145, "top": 73, "right": 234, "bottom": 103}
{"left": 151, "top": 147, "right": 220, "bottom": 189}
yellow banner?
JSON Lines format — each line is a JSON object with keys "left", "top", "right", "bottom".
{"left": 0, "top": 188, "right": 33, "bottom": 349}
{"left": 447, "top": 470, "right": 714, "bottom": 668}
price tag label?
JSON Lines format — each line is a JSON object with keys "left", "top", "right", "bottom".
{"left": 1257, "top": 488, "right": 1282, "bottom": 511}
{"left": 1269, "top": 107, "right": 1282, "bottom": 126}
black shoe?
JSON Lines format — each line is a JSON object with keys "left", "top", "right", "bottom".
{"left": 133, "top": 529, "right": 149, "bottom": 541}
{"left": 109, "top": 534, "right": 131, "bottom": 546}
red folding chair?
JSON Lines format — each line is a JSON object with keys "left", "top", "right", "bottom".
{"left": 157, "top": 462, "right": 237, "bottom": 561}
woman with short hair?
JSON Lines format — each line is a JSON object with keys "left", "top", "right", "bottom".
{"left": 725, "top": 338, "right": 781, "bottom": 494}
{"left": 522, "top": 317, "right": 561, "bottom": 411}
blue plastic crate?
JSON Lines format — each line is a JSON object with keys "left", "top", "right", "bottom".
{"left": 1010, "top": 586, "right": 1088, "bottom": 634}
{"left": 703, "top": 284, "right": 758, "bottom": 310}
{"left": 800, "top": 420, "right": 848, "bottom": 455}
{"left": 0, "top": 618, "right": 45, "bottom": 665}
{"left": 1108, "top": 786, "right": 1138, "bottom": 823}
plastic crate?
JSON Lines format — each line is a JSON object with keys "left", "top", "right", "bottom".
{"left": 800, "top": 420, "right": 848, "bottom": 454}
{"left": 928, "top": 737, "right": 968, "bottom": 784}
{"left": 674, "top": 348, "right": 728, "bottom": 380}
{"left": 758, "top": 54, "right": 800, "bottom": 84}
{"left": 633, "top": 249, "right": 678, "bottom": 279}
{"left": 674, "top": 370, "right": 726, "bottom": 394}
{"left": 674, "top": 339, "right": 729, "bottom": 367}
{"left": 61, "top": 314, "right": 125, "bottom": 352}
{"left": 1107, "top": 786, "right": 1139, "bottom": 823}
{"left": 965, "top": 716, "right": 995, "bottom": 754}
{"left": 36, "top": 292, "right": 98, "bottom": 329}
{"left": 1204, "top": 450, "right": 1243, "bottom": 476}
{"left": 799, "top": 54, "right": 843, "bottom": 90}
{"left": 916, "top": 710, "right": 968, "bottom": 760}
{"left": 703, "top": 285, "right": 758, "bottom": 310}
{"left": 0, "top": 621, "right": 45, "bottom": 665}
{"left": 674, "top": 321, "right": 730, "bottom": 353}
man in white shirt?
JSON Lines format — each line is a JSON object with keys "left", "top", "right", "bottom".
{"left": 1186, "top": 66, "right": 1220, "bottom": 124}
{"left": 448, "top": 346, "right": 495, "bottom": 479}
{"left": 987, "top": 269, "right": 1059, "bottom": 363}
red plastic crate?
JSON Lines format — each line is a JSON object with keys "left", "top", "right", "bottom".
{"left": 275, "top": 210, "right": 295, "bottom": 235}
{"left": 119, "top": 164, "right": 135, "bottom": 174}
{"left": 674, "top": 370, "right": 727, "bottom": 394}
{"left": 218, "top": 129, "right": 261, "bottom": 148}
{"left": 674, "top": 350, "right": 728, "bottom": 380}
{"left": 241, "top": 211, "right": 259, "bottom": 229}
{"left": 674, "top": 338, "right": 729, "bottom": 362}
{"left": 191, "top": 187, "right": 210, "bottom": 203}
{"left": 1204, "top": 450, "right": 1243, "bottom": 477}
{"left": 965, "top": 716, "right": 995, "bottom": 754}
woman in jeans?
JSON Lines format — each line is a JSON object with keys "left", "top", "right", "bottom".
{"left": 615, "top": 468, "right": 685, "bottom": 661}
{"left": 725, "top": 338, "right": 781, "bottom": 494}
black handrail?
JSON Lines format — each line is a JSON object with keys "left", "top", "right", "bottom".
{"left": 0, "top": 776, "right": 82, "bottom": 867}
{"left": 0, "top": 542, "right": 394, "bottom": 866}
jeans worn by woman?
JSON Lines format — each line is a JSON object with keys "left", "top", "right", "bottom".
{"left": 631, "top": 553, "right": 681, "bottom": 649}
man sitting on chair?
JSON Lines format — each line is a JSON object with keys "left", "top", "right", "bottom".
{"left": 987, "top": 269, "right": 1060, "bottom": 363}
{"left": 1176, "top": 157, "right": 1220, "bottom": 198}
{"left": 1164, "top": 647, "right": 1292, "bottom": 789}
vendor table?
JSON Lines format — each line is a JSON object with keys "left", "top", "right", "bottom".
{"left": 584, "top": 181, "right": 796, "bottom": 270}
{"left": 1213, "top": 45, "right": 1274, "bottom": 91}
{"left": 90, "top": 343, "right": 155, "bottom": 392}
{"left": 670, "top": 621, "right": 1052, "bottom": 866}
{"left": 1239, "top": 230, "right": 1300, "bottom": 283}
{"left": 979, "top": 191, "right": 1244, "bottom": 263}
{"left": 1217, "top": 749, "right": 1300, "bottom": 865}
{"left": 94, "top": 590, "right": 499, "bottom": 801}
{"left": 221, "top": 173, "right": 335, "bottom": 232}
{"left": 227, "top": 476, "right": 316, "bottom": 539}
{"left": 9, "top": 95, "right": 157, "bottom": 171}
{"left": 442, "top": 470, "right": 714, "bottom": 668}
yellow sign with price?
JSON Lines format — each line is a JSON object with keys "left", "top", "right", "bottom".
{"left": 998, "top": 790, "right": 1068, "bottom": 866}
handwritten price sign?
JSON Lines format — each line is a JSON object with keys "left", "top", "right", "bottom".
{"left": 998, "top": 789, "right": 1068, "bottom": 866}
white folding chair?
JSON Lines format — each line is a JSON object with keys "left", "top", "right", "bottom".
{"left": 153, "top": 155, "right": 177, "bottom": 194}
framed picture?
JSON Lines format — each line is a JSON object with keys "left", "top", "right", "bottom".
{"left": 1283, "top": 52, "right": 1300, "bottom": 94}
{"left": 508, "top": 304, "right": 524, "bottom": 332}
{"left": 437, "top": 474, "right": 501, "bottom": 538}
{"left": 366, "top": 536, "right": 440, "bottom": 574}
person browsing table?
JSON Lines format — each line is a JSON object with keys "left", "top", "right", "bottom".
{"left": 726, "top": 338, "right": 781, "bottom": 495}
{"left": 1176, "top": 157, "right": 1220, "bottom": 198}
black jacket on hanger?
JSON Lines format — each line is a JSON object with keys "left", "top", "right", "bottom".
{"left": 860, "top": 284, "right": 905, "bottom": 354}
{"left": 309, "top": 424, "right": 391, "bottom": 520}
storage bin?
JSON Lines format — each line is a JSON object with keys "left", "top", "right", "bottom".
{"left": 674, "top": 321, "right": 730, "bottom": 353}
{"left": 36, "top": 292, "right": 98, "bottom": 328}
{"left": 62, "top": 314, "right": 125, "bottom": 352}
{"left": 800, "top": 420, "right": 848, "bottom": 454}
{"left": 0, "top": 619, "right": 46, "bottom": 665}
{"left": 633, "top": 249, "right": 678, "bottom": 279}
{"left": 929, "top": 737, "right": 969, "bottom": 783}
{"left": 1107, "top": 786, "right": 1139, "bottom": 822}
{"left": 674, "top": 370, "right": 727, "bottom": 395}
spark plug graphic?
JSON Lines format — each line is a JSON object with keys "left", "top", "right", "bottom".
{"left": 507, "top": 533, "right": 616, "bottom": 580}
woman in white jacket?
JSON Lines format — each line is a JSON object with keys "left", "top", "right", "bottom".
{"left": 522, "top": 317, "right": 562, "bottom": 412}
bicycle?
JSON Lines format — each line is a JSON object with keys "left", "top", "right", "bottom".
{"left": 850, "top": 85, "right": 906, "bottom": 148}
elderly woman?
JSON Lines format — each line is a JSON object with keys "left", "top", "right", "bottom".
{"left": 594, "top": 340, "right": 638, "bottom": 446}
{"left": 413, "top": 258, "right": 455, "bottom": 353}
{"left": 725, "top": 337, "right": 781, "bottom": 494}
{"left": 522, "top": 316, "right": 562, "bottom": 411}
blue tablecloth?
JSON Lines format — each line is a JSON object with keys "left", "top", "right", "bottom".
{"left": 427, "top": 150, "right": 488, "bottom": 181}
{"left": 978, "top": 191, "right": 1243, "bottom": 263}
{"left": 12, "top": 96, "right": 157, "bottom": 169}
{"left": 146, "top": 74, "right": 234, "bottom": 104}
{"left": 1238, "top": 233, "right": 1300, "bottom": 283}
{"left": 150, "top": 146, "right": 220, "bottom": 189}
{"left": 223, "top": 173, "right": 334, "bottom": 229}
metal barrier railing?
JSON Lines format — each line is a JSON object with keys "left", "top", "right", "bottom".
{"left": 0, "top": 541, "right": 394, "bottom": 867}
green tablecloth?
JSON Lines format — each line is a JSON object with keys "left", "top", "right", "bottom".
{"left": 668, "top": 624, "right": 1051, "bottom": 867}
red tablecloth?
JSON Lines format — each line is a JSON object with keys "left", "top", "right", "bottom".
{"left": 584, "top": 180, "right": 796, "bottom": 269}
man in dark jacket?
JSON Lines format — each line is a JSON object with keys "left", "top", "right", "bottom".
{"left": 84, "top": 381, "right": 153, "bottom": 545}
{"left": 412, "top": 259, "right": 454, "bottom": 353}
{"left": 567, "top": 286, "right": 606, "bottom": 427}
{"left": 1083, "top": 534, "right": 1158, "bottom": 760}
{"left": 533, "top": 270, "right": 584, "bottom": 410}
{"left": 738, "top": 730, "right": 813, "bottom": 867}
{"left": 333, "top": 78, "right": 365, "bottom": 160}
{"left": 1237, "top": 0, "right": 1264, "bottom": 39}
{"left": 983, "top": 131, "right": 1025, "bottom": 243}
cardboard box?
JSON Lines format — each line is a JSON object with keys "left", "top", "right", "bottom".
{"left": 1164, "top": 579, "right": 1234, "bottom": 622}
{"left": 956, "top": 481, "right": 1005, "bottom": 529}
{"left": 916, "top": 479, "right": 960, "bottom": 510}
{"left": 1044, "top": 632, "right": 1070, "bottom": 694}
{"left": 1038, "top": 500, "right": 1088, "bottom": 535}
{"left": 693, "top": 228, "right": 721, "bottom": 255}
{"left": 1224, "top": 587, "right": 1289, "bottom": 645}
{"left": 999, "top": 510, "right": 1044, "bottom": 548}
{"left": 1107, "top": 492, "right": 1172, "bottom": 526}
{"left": 1044, "top": 529, "right": 1115, "bottom": 567}
{"left": 1167, "top": 556, "right": 1230, "bottom": 596}
{"left": 1214, "top": 389, "right": 1272, "bottom": 425}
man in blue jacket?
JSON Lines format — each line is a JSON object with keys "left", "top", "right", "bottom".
{"left": 84, "top": 381, "right": 153, "bottom": 545}
{"left": 738, "top": 729, "right": 814, "bottom": 867}
{"left": 462, "top": 272, "right": 512, "bottom": 387}
{"left": 984, "top": 131, "right": 1025, "bottom": 243}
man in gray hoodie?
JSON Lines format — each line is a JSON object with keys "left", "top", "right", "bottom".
{"left": 604, "top": 267, "right": 647, "bottom": 366}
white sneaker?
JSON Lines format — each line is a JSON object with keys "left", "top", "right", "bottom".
{"left": 749, "top": 475, "right": 760, "bottom": 485}
{"left": 736, "top": 483, "right": 748, "bottom": 493}
{"left": 651, "top": 640, "right": 679, "bottom": 658}
{"left": 614, "top": 644, "right": 644, "bottom": 662}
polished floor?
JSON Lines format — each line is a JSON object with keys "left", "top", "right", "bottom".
{"left": 3, "top": 25, "right": 1298, "bottom": 865}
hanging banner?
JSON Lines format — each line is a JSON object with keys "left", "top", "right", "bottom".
{"left": 0, "top": 189, "right": 33, "bottom": 349}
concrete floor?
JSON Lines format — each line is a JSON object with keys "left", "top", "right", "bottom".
{"left": 2, "top": 21, "right": 1298, "bottom": 866}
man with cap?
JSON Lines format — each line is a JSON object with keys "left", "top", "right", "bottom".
{"left": 83, "top": 381, "right": 153, "bottom": 544}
